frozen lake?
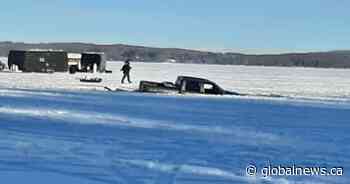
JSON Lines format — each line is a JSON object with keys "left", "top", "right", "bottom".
{"left": 0, "top": 62, "right": 350, "bottom": 101}
{"left": 0, "top": 88, "right": 349, "bottom": 184}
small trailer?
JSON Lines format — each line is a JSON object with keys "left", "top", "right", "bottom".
{"left": 80, "top": 52, "right": 106, "bottom": 73}
{"left": 139, "top": 76, "right": 240, "bottom": 95}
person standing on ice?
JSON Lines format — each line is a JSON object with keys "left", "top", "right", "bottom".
{"left": 121, "top": 59, "right": 132, "bottom": 84}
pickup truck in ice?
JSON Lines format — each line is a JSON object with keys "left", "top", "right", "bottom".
{"left": 139, "top": 76, "right": 240, "bottom": 95}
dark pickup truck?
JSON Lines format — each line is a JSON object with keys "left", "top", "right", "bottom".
{"left": 139, "top": 76, "right": 240, "bottom": 95}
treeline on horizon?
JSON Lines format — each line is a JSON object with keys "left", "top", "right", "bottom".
{"left": 1, "top": 41, "right": 350, "bottom": 68}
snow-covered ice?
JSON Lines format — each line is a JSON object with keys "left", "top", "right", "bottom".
{"left": 0, "top": 62, "right": 349, "bottom": 183}
{"left": 0, "top": 61, "right": 350, "bottom": 101}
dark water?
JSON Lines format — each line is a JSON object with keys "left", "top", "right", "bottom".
{"left": 0, "top": 88, "right": 349, "bottom": 184}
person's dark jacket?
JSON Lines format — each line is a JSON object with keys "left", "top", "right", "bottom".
{"left": 121, "top": 64, "right": 131, "bottom": 73}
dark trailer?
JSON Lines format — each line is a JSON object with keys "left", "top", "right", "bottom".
{"left": 80, "top": 53, "right": 106, "bottom": 73}
{"left": 8, "top": 50, "right": 68, "bottom": 72}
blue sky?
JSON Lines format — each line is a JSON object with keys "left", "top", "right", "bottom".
{"left": 1, "top": 0, "right": 349, "bottom": 54}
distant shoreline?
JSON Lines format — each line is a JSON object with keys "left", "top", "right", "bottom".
{"left": 1, "top": 42, "right": 350, "bottom": 68}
